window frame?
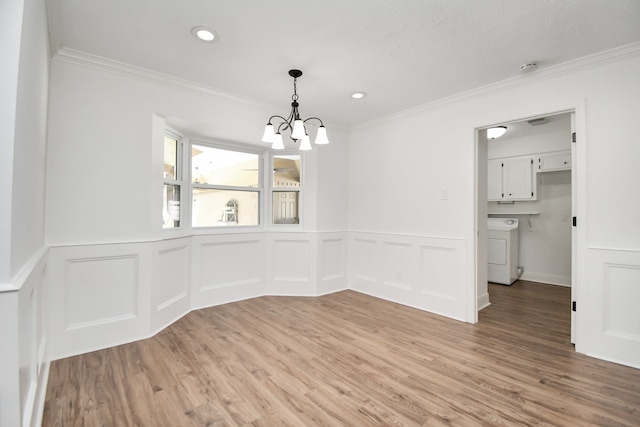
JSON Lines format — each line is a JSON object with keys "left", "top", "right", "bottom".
{"left": 189, "top": 139, "right": 265, "bottom": 231}
{"left": 162, "top": 131, "right": 184, "bottom": 231}
{"left": 269, "top": 151, "right": 304, "bottom": 229}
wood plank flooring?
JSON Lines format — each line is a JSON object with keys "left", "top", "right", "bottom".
{"left": 43, "top": 281, "right": 640, "bottom": 426}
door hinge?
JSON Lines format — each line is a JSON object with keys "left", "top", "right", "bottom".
{"left": 572, "top": 132, "right": 576, "bottom": 143}
{"left": 572, "top": 301, "right": 577, "bottom": 312}
{"left": 572, "top": 217, "right": 577, "bottom": 227}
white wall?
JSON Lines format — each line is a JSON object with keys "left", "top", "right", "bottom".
{"left": 46, "top": 53, "right": 349, "bottom": 245}
{"left": 44, "top": 51, "right": 350, "bottom": 361}
{"left": 348, "top": 46, "right": 640, "bottom": 366}
{"left": 0, "top": 0, "right": 51, "bottom": 425}
{"left": 488, "top": 113, "right": 572, "bottom": 286}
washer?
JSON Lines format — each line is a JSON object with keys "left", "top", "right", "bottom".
{"left": 488, "top": 218, "right": 519, "bottom": 285}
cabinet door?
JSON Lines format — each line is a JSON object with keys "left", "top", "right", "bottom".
{"left": 503, "top": 157, "right": 533, "bottom": 200}
{"left": 538, "top": 151, "right": 571, "bottom": 171}
{"left": 487, "top": 159, "right": 504, "bottom": 201}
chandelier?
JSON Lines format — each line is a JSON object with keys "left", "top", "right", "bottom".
{"left": 261, "top": 69, "right": 329, "bottom": 150}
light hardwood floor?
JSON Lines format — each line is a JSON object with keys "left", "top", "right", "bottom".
{"left": 43, "top": 281, "right": 640, "bottom": 426}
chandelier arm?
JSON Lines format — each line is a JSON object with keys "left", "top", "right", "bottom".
{"left": 267, "top": 115, "right": 289, "bottom": 125}
{"left": 303, "top": 117, "right": 325, "bottom": 127}
{"left": 268, "top": 115, "right": 292, "bottom": 134}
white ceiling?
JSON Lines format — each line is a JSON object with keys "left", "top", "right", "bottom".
{"left": 47, "top": 0, "right": 640, "bottom": 128}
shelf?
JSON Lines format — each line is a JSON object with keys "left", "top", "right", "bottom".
{"left": 488, "top": 212, "right": 539, "bottom": 215}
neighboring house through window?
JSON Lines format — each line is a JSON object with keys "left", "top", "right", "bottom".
{"left": 163, "top": 134, "right": 304, "bottom": 230}
{"left": 271, "top": 154, "right": 301, "bottom": 225}
{"left": 191, "top": 143, "right": 261, "bottom": 228}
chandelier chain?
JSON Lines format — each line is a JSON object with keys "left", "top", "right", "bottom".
{"left": 292, "top": 77, "right": 298, "bottom": 101}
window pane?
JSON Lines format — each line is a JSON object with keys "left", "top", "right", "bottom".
{"left": 273, "top": 155, "right": 301, "bottom": 188}
{"left": 163, "top": 184, "right": 180, "bottom": 228}
{"left": 272, "top": 191, "right": 299, "bottom": 224}
{"left": 164, "top": 136, "right": 178, "bottom": 180}
{"left": 192, "top": 145, "right": 259, "bottom": 187}
{"left": 192, "top": 189, "right": 259, "bottom": 227}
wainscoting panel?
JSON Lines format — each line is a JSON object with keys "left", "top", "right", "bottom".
{"left": 47, "top": 243, "right": 152, "bottom": 360}
{"left": 65, "top": 255, "right": 138, "bottom": 329}
{"left": 192, "top": 234, "right": 265, "bottom": 309}
{"left": 351, "top": 238, "right": 379, "bottom": 284}
{"left": 582, "top": 247, "right": 640, "bottom": 368}
{"left": 317, "top": 233, "right": 348, "bottom": 295}
{"left": 268, "top": 234, "right": 315, "bottom": 295}
{"left": 383, "top": 242, "right": 414, "bottom": 291}
{"left": 605, "top": 263, "right": 640, "bottom": 337}
{"left": 419, "top": 242, "right": 467, "bottom": 320}
{"left": 0, "top": 248, "right": 49, "bottom": 427}
{"left": 151, "top": 238, "right": 191, "bottom": 332}
{"left": 349, "top": 232, "right": 470, "bottom": 322}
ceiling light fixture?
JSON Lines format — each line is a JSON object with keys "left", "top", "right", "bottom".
{"left": 191, "top": 26, "right": 218, "bottom": 42}
{"left": 351, "top": 92, "right": 367, "bottom": 99}
{"left": 487, "top": 126, "right": 507, "bottom": 139}
{"left": 261, "top": 69, "right": 329, "bottom": 151}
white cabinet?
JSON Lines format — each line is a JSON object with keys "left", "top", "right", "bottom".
{"left": 537, "top": 150, "right": 571, "bottom": 171}
{"left": 488, "top": 156, "right": 535, "bottom": 201}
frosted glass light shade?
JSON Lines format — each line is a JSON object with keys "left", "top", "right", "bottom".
{"left": 314, "top": 125, "right": 329, "bottom": 144}
{"left": 299, "top": 134, "right": 312, "bottom": 151}
{"left": 271, "top": 133, "right": 285, "bottom": 150}
{"left": 262, "top": 124, "right": 275, "bottom": 143}
{"left": 487, "top": 126, "right": 507, "bottom": 139}
{"left": 291, "top": 120, "right": 306, "bottom": 139}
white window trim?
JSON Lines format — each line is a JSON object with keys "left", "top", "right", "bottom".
{"left": 268, "top": 150, "right": 304, "bottom": 231}
{"left": 162, "top": 130, "right": 185, "bottom": 235}
{"left": 189, "top": 138, "right": 265, "bottom": 233}
{"left": 161, "top": 133, "right": 307, "bottom": 236}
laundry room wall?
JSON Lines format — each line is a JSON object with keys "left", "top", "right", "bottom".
{"left": 488, "top": 113, "right": 572, "bottom": 286}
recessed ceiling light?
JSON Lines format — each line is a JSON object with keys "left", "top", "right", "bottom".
{"left": 191, "top": 26, "right": 218, "bottom": 42}
{"left": 351, "top": 92, "right": 367, "bottom": 99}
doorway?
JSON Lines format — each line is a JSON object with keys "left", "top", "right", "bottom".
{"left": 476, "top": 110, "right": 577, "bottom": 343}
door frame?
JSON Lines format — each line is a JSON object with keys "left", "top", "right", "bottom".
{"left": 473, "top": 100, "right": 586, "bottom": 352}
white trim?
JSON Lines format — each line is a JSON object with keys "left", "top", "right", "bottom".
{"left": 0, "top": 246, "right": 47, "bottom": 292}
{"left": 54, "top": 48, "right": 267, "bottom": 109}
{"left": 477, "top": 293, "right": 491, "bottom": 311}
{"left": 356, "top": 42, "right": 640, "bottom": 130}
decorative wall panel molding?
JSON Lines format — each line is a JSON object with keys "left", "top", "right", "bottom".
{"left": 46, "top": 232, "right": 348, "bottom": 359}
{"left": 349, "top": 232, "right": 469, "bottom": 322}
{"left": 155, "top": 245, "right": 188, "bottom": 311}
{"left": 604, "top": 263, "right": 640, "bottom": 339}
{"left": 65, "top": 255, "right": 139, "bottom": 329}
{"left": 0, "top": 248, "right": 48, "bottom": 427}
{"left": 582, "top": 247, "right": 640, "bottom": 368}
{"left": 320, "top": 237, "right": 345, "bottom": 281}
{"left": 151, "top": 239, "right": 191, "bottom": 332}
{"left": 317, "top": 234, "right": 347, "bottom": 295}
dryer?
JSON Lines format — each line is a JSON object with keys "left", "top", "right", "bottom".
{"left": 488, "top": 218, "right": 519, "bottom": 285}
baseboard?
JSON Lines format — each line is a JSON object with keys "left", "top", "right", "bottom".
{"left": 31, "top": 359, "right": 50, "bottom": 427}
{"left": 520, "top": 272, "right": 571, "bottom": 287}
{"left": 477, "top": 292, "right": 491, "bottom": 311}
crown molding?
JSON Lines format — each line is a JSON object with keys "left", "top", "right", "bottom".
{"left": 52, "top": 48, "right": 348, "bottom": 134}
{"left": 355, "top": 41, "right": 640, "bottom": 130}
{"left": 53, "top": 47, "right": 268, "bottom": 109}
